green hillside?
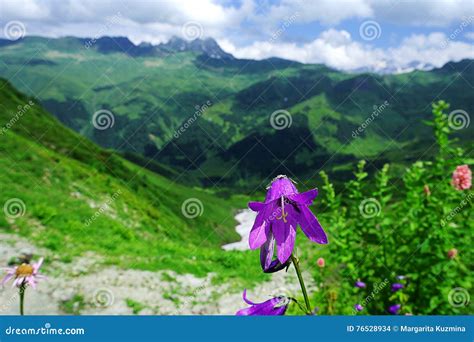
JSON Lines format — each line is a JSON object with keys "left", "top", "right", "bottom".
{"left": 0, "top": 78, "right": 265, "bottom": 285}
{"left": 0, "top": 36, "right": 472, "bottom": 188}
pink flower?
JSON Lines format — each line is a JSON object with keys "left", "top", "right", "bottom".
{"left": 1, "top": 258, "right": 45, "bottom": 289}
{"left": 317, "top": 257, "right": 325, "bottom": 268}
{"left": 448, "top": 248, "right": 458, "bottom": 259}
{"left": 451, "top": 165, "right": 472, "bottom": 190}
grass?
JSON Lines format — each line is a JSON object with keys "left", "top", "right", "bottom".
{"left": 0, "top": 78, "right": 268, "bottom": 288}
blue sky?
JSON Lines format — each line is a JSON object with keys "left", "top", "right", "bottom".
{"left": 1, "top": 0, "right": 473, "bottom": 71}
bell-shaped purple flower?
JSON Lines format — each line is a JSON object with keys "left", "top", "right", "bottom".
{"left": 354, "top": 304, "right": 363, "bottom": 312}
{"left": 248, "top": 175, "right": 328, "bottom": 270}
{"left": 391, "top": 283, "right": 404, "bottom": 292}
{"left": 388, "top": 304, "right": 401, "bottom": 315}
{"left": 355, "top": 280, "right": 366, "bottom": 288}
{"left": 236, "top": 289, "right": 289, "bottom": 316}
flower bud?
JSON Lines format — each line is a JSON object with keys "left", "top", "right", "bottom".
{"left": 448, "top": 248, "right": 458, "bottom": 259}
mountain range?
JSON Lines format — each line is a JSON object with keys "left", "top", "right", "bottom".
{"left": 0, "top": 36, "right": 472, "bottom": 188}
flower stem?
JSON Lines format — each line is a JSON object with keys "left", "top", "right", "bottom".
{"left": 291, "top": 254, "right": 312, "bottom": 315}
{"left": 19, "top": 283, "right": 26, "bottom": 316}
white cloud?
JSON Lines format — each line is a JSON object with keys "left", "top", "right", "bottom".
{"left": 224, "top": 30, "right": 474, "bottom": 71}
{"left": 0, "top": 0, "right": 472, "bottom": 71}
{"left": 369, "top": 0, "right": 472, "bottom": 27}
{"left": 263, "top": 0, "right": 373, "bottom": 26}
{"left": 262, "top": 0, "right": 473, "bottom": 27}
{"left": 465, "top": 32, "right": 474, "bottom": 40}
{"left": 0, "top": 0, "right": 254, "bottom": 43}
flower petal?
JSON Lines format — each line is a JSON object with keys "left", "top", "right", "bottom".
{"left": 298, "top": 206, "right": 328, "bottom": 244}
{"left": 272, "top": 219, "right": 296, "bottom": 264}
{"left": 260, "top": 229, "right": 275, "bottom": 270}
{"left": 13, "top": 278, "right": 23, "bottom": 288}
{"left": 265, "top": 176, "right": 298, "bottom": 202}
{"left": 249, "top": 218, "right": 269, "bottom": 250}
{"left": 248, "top": 201, "right": 265, "bottom": 212}
{"left": 242, "top": 289, "right": 257, "bottom": 306}
{"left": 33, "top": 257, "right": 44, "bottom": 273}
{"left": 1, "top": 273, "right": 14, "bottom": 286}
{"left": 27, "top": 276, "right": 36, "bottom": 289}
{"left": 263, "top": 258, "right": 292, "bottom": 273}
{"left": 236, "top": 297, "right": 287, "bottom": 316}
{"left": 288, "top": 189, "right": 318, "bottom": 205}
{"left": 249, "top": 201, "right": 277, "bottom": 249}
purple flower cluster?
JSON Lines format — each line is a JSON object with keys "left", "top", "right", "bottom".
{"left": 236, "top": 290, "right": 290, "bottom": 316}
{"left": 248, "top": 176, "right": 328, "bottom": 270}
{"left": 236, "top": 175, "right": 328, "bottom": 315}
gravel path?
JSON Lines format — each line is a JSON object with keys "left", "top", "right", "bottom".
{"left": 0, "top": 210, "right": 314, "bottom": 315}
{"left": 221, "top": 209, "right": 256, "bottom": 251}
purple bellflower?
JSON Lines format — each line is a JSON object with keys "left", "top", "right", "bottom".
{"left": 248, "top": 175, "right": 328, "bottom": 271}
{"left": 236, "top": 289, "right": 289, "bottom": 316}
{"left": 388, "top": 304, "right": 401, "bottom": 315}
{"left": 355, "top": 280, "right": 366, "bottom": 288}
{"left": 391, "top": 283, "right": 404, "bottom": 292}
{"left": 354, "top": 304, "right": 364, "bottom": 312}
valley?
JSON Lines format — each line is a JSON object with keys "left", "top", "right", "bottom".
{"left": 1, "top": 36, "right": 472, "bottom": 188}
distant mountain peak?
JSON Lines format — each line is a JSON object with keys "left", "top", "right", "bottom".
{"left": 159, "top": 36, "right": 234, "bottom": 60}
{"left": 75, "top": 35, "right": 234, "bottom": 60}
{"left": 348, "top": 59, "right": 436, "bottom": 75}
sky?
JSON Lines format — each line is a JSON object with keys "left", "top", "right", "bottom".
{"left": 1, "top": 0, "right": 473, "bottom": 71}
